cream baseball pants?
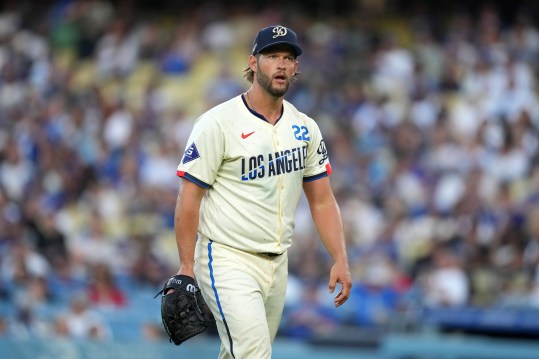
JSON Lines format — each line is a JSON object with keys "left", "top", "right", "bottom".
{"left": 194, "top": 235, "right": 288, "bottom": 359}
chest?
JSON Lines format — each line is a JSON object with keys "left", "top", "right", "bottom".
{"left": 222, "top": 116, "right": 311, "bottom": 182}
{"left": 225, "top": 116, "right": 310, "bottom": 157}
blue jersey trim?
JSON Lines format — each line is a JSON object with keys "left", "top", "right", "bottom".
{"left": 241, "top": 94, "right": 283, "bottom": 124}
{"left": 179, "top": 172, "right": 211, "bottom": 189}
{"left": 208, "top": 240, "right": 235, "bottom": 358}
{"left": 303, "top": 171, "right": 328, "bottom": 182}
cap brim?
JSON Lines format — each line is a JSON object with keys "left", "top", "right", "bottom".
{"left": 255, "top": 41, "right": 302, "bottom": 57}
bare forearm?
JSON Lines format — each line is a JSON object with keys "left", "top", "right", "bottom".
{"left": 310, "top": 199, "right": 348, "bottom": 264}
{"left": 174, "top": 179, "right": 205, "bottom": 276}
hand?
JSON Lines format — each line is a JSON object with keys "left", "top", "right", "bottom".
{"left": 168, "top": 265, "right": 195, "bottom": 294}
{"left": 328, "top": 261, "right": 352, "bottom": 307}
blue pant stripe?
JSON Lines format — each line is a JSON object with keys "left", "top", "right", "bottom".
{"left": 208, "top": 240, "right": 235, "bottom": 358}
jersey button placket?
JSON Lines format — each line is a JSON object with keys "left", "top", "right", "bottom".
{"left": 272, "top": 129, "right": 283, "bottom": 246}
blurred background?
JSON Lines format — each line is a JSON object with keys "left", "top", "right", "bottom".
{"left": 1, "top": 0, "right": 539, "bottom": 358}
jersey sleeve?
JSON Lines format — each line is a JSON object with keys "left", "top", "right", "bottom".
{"left": 176, "top": 114, "right": 224, "bottom": 188}
{"left": 302, "top": 116, "right": 332, "bottom": 182}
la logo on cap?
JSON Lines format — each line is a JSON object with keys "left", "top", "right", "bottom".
{"left": 272, "top": 26, "right": 288, "bottom": 38}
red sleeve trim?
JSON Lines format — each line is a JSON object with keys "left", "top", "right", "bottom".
{"left": 177, "top": 170, "right": 185, "bottom": 177}
{"left": 325, "top": 163, "right": 332, "bottom": 176}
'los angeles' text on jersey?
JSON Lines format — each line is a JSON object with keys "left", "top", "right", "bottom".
{"left": 241, "top": 145, "right": 307, "bottom": 181}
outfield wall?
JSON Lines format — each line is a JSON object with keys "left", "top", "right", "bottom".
{"left": 2, "top": 334, "right": 539, "bottom": 359}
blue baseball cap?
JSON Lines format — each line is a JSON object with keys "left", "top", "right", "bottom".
{"left": 251, "top": 25, "right": 302, "bottom": 57}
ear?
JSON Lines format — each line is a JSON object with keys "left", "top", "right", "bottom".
{"left": 248, "top": 55, "right": 257, "bottom": 71}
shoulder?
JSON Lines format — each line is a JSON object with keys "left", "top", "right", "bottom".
{"left": 198, "top": 95, "right": 243, "bottom": 125}
{"left": 283, "top": 99, "right": 302, "bottom": 117}
{"left": 284, "top": 99, "right": 318, "bottom": 127}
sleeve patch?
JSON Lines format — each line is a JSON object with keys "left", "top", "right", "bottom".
{"left": 182, "top": 142, "right": 200, "bottom": 164}
{"left": 325, "top": 162, "right": 332, "bottom": 175}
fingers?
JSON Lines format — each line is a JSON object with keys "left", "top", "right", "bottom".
{"left": 328, "top": 275, "right": 336, "bottom": 294}
{"left": 333, "top": 280, "right": 351, "bottom": 307}
{"left": 328, "top": 263, "right": 352, "bottom": 307}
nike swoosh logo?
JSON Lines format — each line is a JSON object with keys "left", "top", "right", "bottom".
{"left": 241, "top": 131, "right": 255, "bottom": 139}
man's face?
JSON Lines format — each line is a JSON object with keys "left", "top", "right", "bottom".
{"left": 255, "top": 45, "right": 298, "bottom": 97}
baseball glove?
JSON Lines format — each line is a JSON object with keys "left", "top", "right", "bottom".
{"left": 155, "top": 274, "right": 214, "bottom": 345}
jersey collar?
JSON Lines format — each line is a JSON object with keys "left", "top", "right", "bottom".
{"left": 241, "top": 94, "right": 283, "bottom": 124}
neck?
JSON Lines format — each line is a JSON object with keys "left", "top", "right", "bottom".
{"left": 245, "top": 87, "right": 283, "bottom": 125}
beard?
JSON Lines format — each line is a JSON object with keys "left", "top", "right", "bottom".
{"left": 255, "top": 70, "right": 289, "bottom": 97}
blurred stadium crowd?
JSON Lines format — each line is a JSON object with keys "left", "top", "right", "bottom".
{"left": 1, "top": 0, "right": 539, "bottom": 343}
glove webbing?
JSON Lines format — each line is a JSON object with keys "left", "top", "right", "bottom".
{"left": 162, "top": 292, "right": 209, "bottom": 344}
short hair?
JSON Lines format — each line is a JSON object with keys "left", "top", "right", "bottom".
{"left": 243, "top": 66, "right": 255, "bottom": 83}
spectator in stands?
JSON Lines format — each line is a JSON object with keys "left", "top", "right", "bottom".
{"left": 95, "top": 18, "right": 140, "bottom": 78}
{"left": 22, "top": 202, "right": 68, "bottom": 266}
{"left": 342, "top": 253, "right": 405, "bottom": 327}
{"left": 281, "top": 280, "right": 339, "bottom": 339}
{"left": 68, "top": 210, "right": 121, "bottom": 269}
{"left": 130, "top": 235, "right": 170, "bottom": 288}
{"left": 422, "top": 245, "right": 470, "bottom": 307}
{"left": 53, "top": 293, "right": 111, "bottom": 340}
{"left": 47, "top": 256, "right": 87, "bottom": 303}
{"left": 87, "top": 262, "right": 127, "bottom": 308}
{"left": 9, "top": 302, "right": 50, "bottom": 339}
{"left": 0, "top": 139, "right": 33, "bottom": 202}
{"left": 0, "top": 316, "right": 7, "bottom": 336}
{"left": 1, "top": 239, "right": 50, "bottom": 300}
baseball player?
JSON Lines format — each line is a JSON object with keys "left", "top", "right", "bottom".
{"left": 174, "top": 25, "right": 352, "bottom": 358}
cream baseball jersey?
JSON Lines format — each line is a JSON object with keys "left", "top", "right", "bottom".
{"left": 177, "top": 94, "right": 332, "bottom": 254}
